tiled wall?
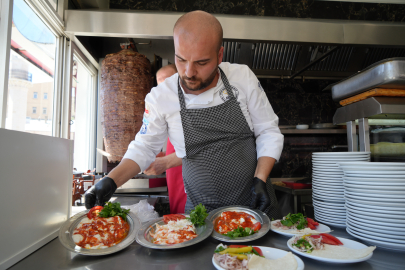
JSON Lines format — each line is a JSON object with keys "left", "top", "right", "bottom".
{"left": 109, "top": 0, "right": 405, "bottom": 22}
{"left": 259, "top": 78, "right": 346, "bottom": 178}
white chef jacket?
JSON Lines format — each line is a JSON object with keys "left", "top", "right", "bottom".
{"left": 123, "top": 62, "right": 284, "bottom": 172}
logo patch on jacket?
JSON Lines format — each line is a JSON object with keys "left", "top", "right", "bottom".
{"left": 144, "top": 103, "right": 150, "bottom": 117}
{"left": 140, "top": 118, "right": 149, "bottom": 134}
{"left": 258, "top": 81, "right": 264, "bottom": 91}
{"left": 219, "top": 85, "right": 239, "bottom": 102}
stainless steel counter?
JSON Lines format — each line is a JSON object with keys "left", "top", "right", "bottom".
{"left": 8, "top": 226, "right": 404, "bottom": 270}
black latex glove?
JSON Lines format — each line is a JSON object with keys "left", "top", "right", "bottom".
{"left": 250, "top": 177, "right": 271, "bottom": 211}
{"left": 84, "top": 177, "right": 117, "bottom": 209}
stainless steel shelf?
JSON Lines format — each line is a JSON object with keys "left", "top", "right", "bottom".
{"left": 280, "top": 129, "right": 347, "bottom": 134}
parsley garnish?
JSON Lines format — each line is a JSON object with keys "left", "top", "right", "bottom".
{"left": 224, "top": 226, "right": 258, "bottom": 239}
{"left": 187, "top": 203, "right": 209, "bottom": 226}
{"left": 97, "top": 202, "right": 130, "bottom": 221}
{"left": 214, "top": 246, "right": 226, "bottom": 253}
{"left": 280, "top": 213, "right": 308, "bottom": 230}
{"left": 293, "top": 239, "right": 313, "bottom": 253}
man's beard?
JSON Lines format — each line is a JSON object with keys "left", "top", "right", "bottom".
{"left": 180, "top": 67, "right": 218, "bottom": 92}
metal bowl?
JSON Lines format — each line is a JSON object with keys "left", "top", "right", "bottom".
{"left": 58, "top": 210, "right": 140, "bottom": 256}
{"left": 136, "top": 215, "right": 213, "bottom": 249}
{"left": 207, "top": 205, "right": 271, "bottom": 242}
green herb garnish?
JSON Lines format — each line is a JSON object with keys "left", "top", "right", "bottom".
{"left": 224, "top": 226, "right": 258, "bottom": 239}
{"left": 98, "top": 202, "right": 130, "bottom": 221}
{"left": 293, "top": 239, "right": 313, "bottom": 253}
{"left": 280, "top": 213, "right": 308, "bottom": 230}
{"left": 214, "top": 246, "right": 226, "bottom": 253}
{"left": 187, "top": 203, "right": 209, "bottom": 226}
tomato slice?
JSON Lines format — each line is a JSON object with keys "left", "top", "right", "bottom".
{"left": 320, "top": 236, "right": 338, "bottom": 245}
{"left": 251, "top": 222, "right": 261, "bottom": 231}
{"left": 229, "top": 245, "right": 248, "bottom": 248}
{"left": 87, "top": 206, "right": 103, "bottom": 219}
{"left": 163, "top": 214, "right": 186, "bottom": 224}
{"left": 307, "top": 223, "right": 316, "bottom": 230}
{"left": 253, "top": 247, "right": 263, "bottom": 257}
{"left": 307, "top": 217, "right": 319, "bottom": 226}
{"left": 320, "top": 233, "right": 343, "bottom": 245}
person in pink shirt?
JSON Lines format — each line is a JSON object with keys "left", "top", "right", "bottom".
{"left": 144, "top": 64, "right": 187, "bottom": 214}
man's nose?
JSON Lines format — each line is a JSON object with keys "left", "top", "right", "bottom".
{"left": 185, "top": 63, "right": 196, "bottom": 78}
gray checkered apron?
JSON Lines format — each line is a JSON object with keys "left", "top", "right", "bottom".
{"left": 179, "top": 67, "right": 281, "bottom": 219}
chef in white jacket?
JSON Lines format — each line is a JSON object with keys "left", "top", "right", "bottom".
{"left": 85, "top": 10, "right": 284, "bottom": 218}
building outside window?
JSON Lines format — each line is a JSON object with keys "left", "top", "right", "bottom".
{"left": 43, "top": 107, "right": 47, "bottom": 114}
{"left": 5, "top": 0, "right": 56, "bottom": 136}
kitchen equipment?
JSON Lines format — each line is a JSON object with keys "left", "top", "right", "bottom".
{"left": 100, "top": 48, "right": 152, "bottom": 162}
{"left": 58, "top": 210, "right": 141, "bottom": 255}
{"left": 282, "top": 181, "right": 312, "bottom": 189}
{"left": 329, "top": 58, "right": 405, "bottom": 102}
{"left": 296, "top": 124, "right": 309, "bottom": 129}
{"left": 309, "top": 123, "right": 337, "bottom": 129}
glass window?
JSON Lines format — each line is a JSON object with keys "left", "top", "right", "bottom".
{"left": 5, "top": 0, "right": 56, "bottom": 136}
{"left": 50, "top": 0, "right": 58, "bottom": 11}
{"left": 43, "top": 107, "right": 47, "bottom": 114}
{"left": 71, "top": 55, "right": 95, "bottom": 171}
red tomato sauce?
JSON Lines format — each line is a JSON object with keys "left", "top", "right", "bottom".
{"left": 215, "top": 211, "right": 257, "bottom": 234}
{"left": 74, "top": 216, "right": 130, "bottom": 248}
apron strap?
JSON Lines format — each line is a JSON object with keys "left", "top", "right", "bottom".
{"left": 177, "top": 67, "right": 236, "bottom": 111}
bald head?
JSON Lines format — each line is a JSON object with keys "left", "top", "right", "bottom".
{"left": 156, "top": 64, "right": 177, "bottom": 85}
{"left": 174, "top": 11, "right": 223, "bottom": 52}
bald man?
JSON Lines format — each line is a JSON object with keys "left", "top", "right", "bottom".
{"left": 86, "top": 11, "right": 283, "bottom": 219}
{"left": 144, "top": 64, "right": 187, "bottom": 214}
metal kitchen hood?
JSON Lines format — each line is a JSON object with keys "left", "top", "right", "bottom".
{"left": 65, "top": 9, "right": 405, "bottom": 79}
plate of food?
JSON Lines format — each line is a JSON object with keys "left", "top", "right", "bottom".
{"left": 135, "top": 203, "right": 213, "bottom": 249}
{"left": 271, "top": 213, "right": 331, "bottom": 237}
{"left": 207, "top": 205, "right": 270, "bottom": 242}
{"left": 59, "top": 202, "right": 141, "bottom": 255}
{"left": 287, "top": 233, "right": 376, "bottom": 263}
{"left": 212, "top": 243, "right": 304, "bottom": 270}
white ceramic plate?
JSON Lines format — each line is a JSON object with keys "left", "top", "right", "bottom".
{"left": 314, "top": 214, "right": 346, "bottom": 224}
{"left": 313, "top": 173, "right": 344, "bottom": 178}
{"left": 312, "top": 157, "right": 369, "bottom": 161}
{"left": 212, "top": 246, "right": 305, "bottom": 270}
{"left": 312, "top": 160, "right": 369, "bottom": 165}
{"left": 313, "top": 168, "right": 344, "bottom": 173}
{"left": 345, "top": 205, "right": 405, "bottom": 219}
{"left": 339, "top": 166, "right": 405, "bottom": 172}
{"left": 345, "top": 187, "right": 405, "bottom": 195}
{"left": 347, "top": 221, "right": 405, "bottom": 239}
{"left": 313, "top": 192, "right": 344, "bottom": 199}
{"left": 345, "top": 201, "right": 405, "bottom": 212}
{"left": 312, "top": 184, "right": 344, "bottom": 190}
{"left": 314, "top": 209, "right": 346, "bottom": 219}
{"left": 345, "top": 192, "right": 405, "bottom": 202}
{"left": 346, "top": 211, "right": 405, "bottom": 226}
{"left": 313, "top": 185, "right": 344, "bottom": 192}
{"left": 344, "top": 171, "right": 405, "bottom": 176}
{"left": 314, "top": 217, "right": 346, "bottom": 228}
{"left": 346, "top": 216, "right": 405, "bottom": 233}
{"left": 346, "top": 227, "right": 405, "bottom": 252}
{"left": 344, "top": 183, "right": 405, "bottom": 190}
{"left": 313, "top": 179, "right": 343, "bottom": 185}
{"left": 338, "top": 161, "right": 405, "bottom": 167}
{"left": 287, "top": 236, "right": 373, "bottom": 263}
{"left": 344, "top": 175, "right": 405, "bottom": 180}
{"left": 270, "top": 221, "right": 331, "bottom": 237}
{"left": 313, "top": 194, "right": 345, "bottom": 202}
{"left": 313, "top": 201, "right": 346, "bottom": 210}
{"left": 347, "top": 226, "right": 405, "bottom": 244}
{"left": 312, "top": 152, "right": 371, "bottom": 156}
{"left": 345, "top": 197, "right": 405, "bottom": 208}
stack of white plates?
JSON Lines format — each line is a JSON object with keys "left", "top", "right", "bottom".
{"left": 337, "top": 161, "right": 405, "bottom": 252}
{"left": 312, "top": 152, "right": 370, "bottom": 228}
